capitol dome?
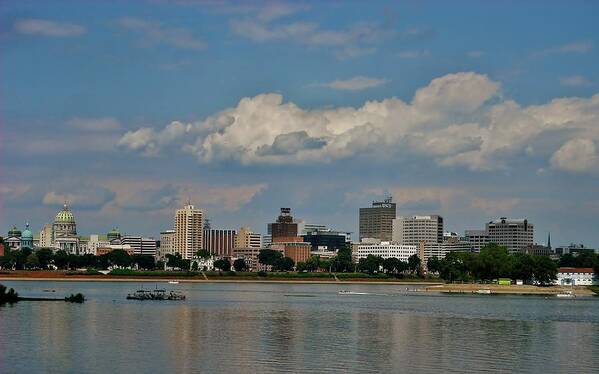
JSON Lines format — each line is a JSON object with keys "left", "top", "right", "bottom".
{"left": 21, "top": 223, "right": 33, "bottom": 240}
{"left": 55, "top": 203, "right": 75, "bottom": 223}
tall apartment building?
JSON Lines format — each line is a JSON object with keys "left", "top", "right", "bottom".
{"left": 486, "top": 217, "right": 534, "bottom": 253}
{"left": 359, "top": 197, "right": 396, "bottom": 241}
{"left": 464, "top": 229, "right": 489, "bottom": 252}
{"left": 203, "top": 229, "right": 237, "bottom": 257}
{"left": 174, "top": 204, "right": 203, "bottom": 259}
{"left": 392, "top": 215, "right": 443, "bottom": 246}
{"left": 236, "top": 226, "right": 262, "bottom": 249}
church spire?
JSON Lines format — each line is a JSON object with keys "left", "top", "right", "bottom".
{"left": 547, "top": 232, "right": 551, "bottom": 249}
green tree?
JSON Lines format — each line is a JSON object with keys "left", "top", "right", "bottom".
{"left": 258, "top": 249, "right": 283, "bottom": 269}
{"left": 25, "top": 253, "right": 40, "bottom": 269}
{"left": 233, "top": 258, "right": 247, "bottom": 272}
{"left": 358, "top": 255, "right": 383, "bottom": 274}
{"left": 407, "top": 254, "right": 422, "bottom": 274}
{"left": 195, "top": 250, "right": 211, "bottom": 259}
{"left": 439, "top": 252, "right": 473, "bottom": 282}
{"left": 475, "top": 243, "right": 510, "bottom": 280}
{"left": 510, "top": 253, "right": 534, "bottom": 282}
{"left": 305, "top": 256, "right": 320, "bottom": 272}
{"left": 427, "top": 256, "right": 441, "bottom": 274}
{"left": 53, "top": 250, "right": 70, "bottom": 269}
{"left": 214, "top": 259, "right": 231, "bottom": 271}
{"left": 533, "top": 256, "right": 557, "bottom": 286}
{"left": 275, "top": 257, "right": 295, "bottom": 271}
{"left": 296, "top": 261, "right": 308, "bottom": 272}
{"left": 558, "top": 253, "right": 577, "bottom": 267}
{"left": 36, "top": 248, "right": 54, "bottom": 269}
{"left": 132, "top": 255, "right": 155, "bottom": 270}
{"left": 382, "top": 257, "right": 401, "bottom": 274}
{"left": 108, "top": 249, "right": 132, "bottom": 268}
{"left": 319, "top": 259, "right": 332, "bottom": 272}
{"left": 332, "top": 245, "right": 354, "bottom": 272}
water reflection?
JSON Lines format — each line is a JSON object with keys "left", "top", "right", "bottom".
{"left": 0, "top": 282, "right": 598, "bottom": 373}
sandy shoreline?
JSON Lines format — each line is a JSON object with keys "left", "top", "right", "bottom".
{"left": 1, "top": 273, "right": 594, "bottom": 295}
{"left": 425, "top": 283, "right": 595, "bottom": 296}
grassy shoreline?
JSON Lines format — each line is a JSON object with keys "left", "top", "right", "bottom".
{"left": 0, "top": 270, "right": 443, "bottom": 285}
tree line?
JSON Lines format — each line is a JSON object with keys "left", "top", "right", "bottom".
{"left": 427, "top": 243, "right": 562, "bottom": 285}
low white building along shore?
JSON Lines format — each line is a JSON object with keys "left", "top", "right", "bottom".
{"left": 353, "top": 241, "right": 418, "bottom": 262}
{"left": 555, "top": 267, "right": 598, "bottom": 286}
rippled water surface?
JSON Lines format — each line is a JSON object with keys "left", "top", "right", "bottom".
{"left": 1, "top": 281, "right": 598, "bottom": 373}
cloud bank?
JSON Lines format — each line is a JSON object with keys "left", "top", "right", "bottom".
{"left": 119, "top": 72, "right": 599, "bottom": 173}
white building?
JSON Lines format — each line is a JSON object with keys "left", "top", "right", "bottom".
{"left": 121, "top": 236, "right": 157, "bottom": 256}
{"left": 419, "top": 241, "right": 471, "bottom": 265}
{"left": 159, "top": 230, "right": 176, "bottom": 258}
{"left": 486, "top": 217, "right": 533, "bottom": 253}
{"left": 174, "top": 204, "right": 203, "bottom": 259}
{"left": 353, "top": 242, "right": 418, "bottom": 262}
{"left": 392, "top": 215, "right": 443, "bottom": 246}
{"left": 83, "top": 234, "right": 110, "bottom": 256}
{"left": 555, "top": 267, "right": 598, "bottom": 286}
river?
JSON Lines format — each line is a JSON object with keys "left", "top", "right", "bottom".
{"left": 1, "top": 281, "right": 598, "bottom": 373}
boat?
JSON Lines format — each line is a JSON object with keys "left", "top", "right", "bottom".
{"left": 556, "top": 290, "right": 575, "bottom": 298}
{"left": 168, "top": 281, "right": 179, "bottom": 284}
{"left": 476, "top": 289, "right": 492, "bottom": 295}
{"left": 126, "top": 289, "right": 186, "bottom": 301}
{"left": 338, "top": 290, "right": 369, "bottom": 295}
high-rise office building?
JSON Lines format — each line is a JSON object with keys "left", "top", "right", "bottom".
{"left": 203, "top": 229, "right": 237, "bottom": 257}
{"left": 464, "top": 229, "right": 489, "bottom": 252}
{"left": 174, "top": 204, "right": 203, "bottom": 259}
{"left": 392, "top": 215, "right": 443, "bottom": 246}
{"left": 359, "top": 198, "right": 396, "bottom": 241}
{"left": 268, "top": 208, "right": 299, "bottom": 242}
{"left": 486, "top": 217, "right": 534, "bottom": 253}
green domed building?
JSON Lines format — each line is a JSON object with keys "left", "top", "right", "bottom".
{"left": 20, "top": 223, "right": 33, "bottom": 249}
{"left": 52, "top": 203, "right": 79, "bottom": 253}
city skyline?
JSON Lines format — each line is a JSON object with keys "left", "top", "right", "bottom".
{"left": 2, "top": 1, "right": 599, "bottom": 247}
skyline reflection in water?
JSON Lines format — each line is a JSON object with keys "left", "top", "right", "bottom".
{"left": 1, "top": 281, "right": 598, "bottom": 373}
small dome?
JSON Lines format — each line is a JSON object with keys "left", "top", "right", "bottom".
{"left": 55, "top": 203, "right": 75, "bottom": 223}
{"left": 8, "top": 226, "right": 21, "bottom": 238}
{"left": 21, "top": 223, "right": 33, "bottom": 240}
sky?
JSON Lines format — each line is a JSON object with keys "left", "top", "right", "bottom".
{"left": 1, "top": 0, "right": 599, "bottom": 247}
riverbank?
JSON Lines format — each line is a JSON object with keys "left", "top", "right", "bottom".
{"left": 0, "top": 270, "right": 442, "bottom": 285}
{"left": 425, "top": 283, "right": 596, "bottom": 296}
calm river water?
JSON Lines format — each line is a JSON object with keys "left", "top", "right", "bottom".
{"left": 1, "top": 281, "right": 598, "bottom": 373}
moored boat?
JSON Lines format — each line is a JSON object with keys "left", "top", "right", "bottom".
{"left": 126, "top": 289, "right": 186, "bottom": 301}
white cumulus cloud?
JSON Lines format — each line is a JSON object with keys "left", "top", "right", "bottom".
{"left": 550, "top": 139, "right": 598, "bottom": 173}
{"left": 119, "top": 72, "right": 599, "bottom": 173}
{"left": 15, "top": 19, "right": 86, "bottom": 37}
{"left": 314, "top": 76, "right": 388, "bottom": 91}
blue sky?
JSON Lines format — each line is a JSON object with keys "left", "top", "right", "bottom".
{"left": 1, "top": 0, "right": 599, "bottom": 247}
